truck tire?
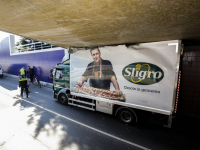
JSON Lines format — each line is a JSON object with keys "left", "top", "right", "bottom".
{"left": 58, "top": 93, "right": 68, "bottom": 105}
{"left": 117, "top": 108, "right": 136, "bottom": 125}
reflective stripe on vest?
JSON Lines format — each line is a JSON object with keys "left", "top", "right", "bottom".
{"left": 19, "top": 78, "right": 27, "bottom": 81}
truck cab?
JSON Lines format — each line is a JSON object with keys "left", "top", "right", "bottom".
{"left": 53, "top": 55, "right": 70, "bottom": 104}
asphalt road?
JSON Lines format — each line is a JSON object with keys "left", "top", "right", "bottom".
{"left": 0, "top": 76, "right": 199, "bottom": 150}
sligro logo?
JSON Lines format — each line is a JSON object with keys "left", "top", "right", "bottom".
{"left": 122, "top": 62, "right": 164, "bottom": 85}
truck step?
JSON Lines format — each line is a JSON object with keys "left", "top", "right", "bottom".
{"left": 68, "top": 98, "right": 95, "bottom": 106}
{"left": 68, "top": 102, "right": 95, "bottom": 111}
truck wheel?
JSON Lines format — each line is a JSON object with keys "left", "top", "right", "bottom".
{"left": 117, "top": 108, "right": 136, "bottom": 125}
{"left": 58, "top": 93, "right": 68, "bottom": 105}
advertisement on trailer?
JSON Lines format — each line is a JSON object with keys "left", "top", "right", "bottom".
{"left": 70, "top": 40, "right": 180, "bottom": 113}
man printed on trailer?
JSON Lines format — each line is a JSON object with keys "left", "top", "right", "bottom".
{"left": 76, "top": 47, "right": 122, "bottom": 95}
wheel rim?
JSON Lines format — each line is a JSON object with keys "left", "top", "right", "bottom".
{"left": 121, "top": 111, "right": 132, "bottom": 123}
{"left": 60, "top": 95, "right": 66, "bottom": 103}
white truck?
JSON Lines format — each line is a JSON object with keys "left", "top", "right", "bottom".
{"left": 53, "top": 40, "right": 181, "bottom": 128}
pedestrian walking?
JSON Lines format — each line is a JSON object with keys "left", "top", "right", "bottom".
{"left": 19, "top": 76, "right": 28, "bottom": 98}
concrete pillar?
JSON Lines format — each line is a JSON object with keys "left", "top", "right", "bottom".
{"left": 9, "top": 35, "right": 15, "bottom": 54}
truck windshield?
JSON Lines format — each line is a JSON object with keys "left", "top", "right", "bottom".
{"left": 61, "top": 52, "right": 70, "bottom": 63}
{"left": 55, "top": 69, "right": 63, "bottom": 80}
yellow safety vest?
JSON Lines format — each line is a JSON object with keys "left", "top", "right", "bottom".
{"left": 17, "top": 44, "right": 24, "bottom": 51}
{"left": 19, "top": 78, "right": 27, "bottom": 81}
{"left": 20, "top": 68, "right": 25, "bottom": 75}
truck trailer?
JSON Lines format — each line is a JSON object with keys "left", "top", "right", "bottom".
{"left": 52, "top": 40, "right": 181, "bottom": 128}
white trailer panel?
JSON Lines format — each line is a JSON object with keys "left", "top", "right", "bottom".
{"left": 70, "top": 40, "right": 181, "bottom": 115}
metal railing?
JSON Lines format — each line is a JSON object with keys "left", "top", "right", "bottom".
{"left": 14, "top": 42, "right": 57, "bottom": 53}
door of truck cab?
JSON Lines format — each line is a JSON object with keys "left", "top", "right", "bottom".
{"left": 53, "top": 68, "right": 65, "bottom": 92}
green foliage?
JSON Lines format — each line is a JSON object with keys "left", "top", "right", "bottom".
{"left": 19, "top": 37, "right": 38, "bottom": 45}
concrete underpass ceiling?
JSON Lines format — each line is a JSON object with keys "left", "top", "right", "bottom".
{"left": 0, "top": 0, "right": 200, "bottom": 48}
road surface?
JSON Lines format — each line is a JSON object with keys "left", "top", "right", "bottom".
{"left": 0, "top": 76, "right": 199, "bottom": 150}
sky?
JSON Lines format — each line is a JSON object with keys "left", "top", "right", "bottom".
{"left": 0, "top": 31, "right": 9, "bottom": 42}
{"left": 0, "top": 30, "right": 21, "bottom": 44}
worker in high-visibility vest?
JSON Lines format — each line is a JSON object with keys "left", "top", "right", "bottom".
{"left": 19, "top": 76, "right": 28, "bottom": 98}
{"left": 17, "top": 42, "right": 24, "bottom": 52}
{"left": 19, "top": 67, "right": 26, "bottom": 78}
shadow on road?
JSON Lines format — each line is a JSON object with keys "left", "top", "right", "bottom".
{"left": 1, "top": 76, "right": 200, "bottom": 150}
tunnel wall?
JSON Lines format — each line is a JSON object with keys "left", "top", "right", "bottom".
{"left": 0, "top": 37, "right": 65, "bottom": 83}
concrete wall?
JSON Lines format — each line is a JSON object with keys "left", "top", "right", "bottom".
{"left": 179, "top": 46, "right": 200, "bottom": 118}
